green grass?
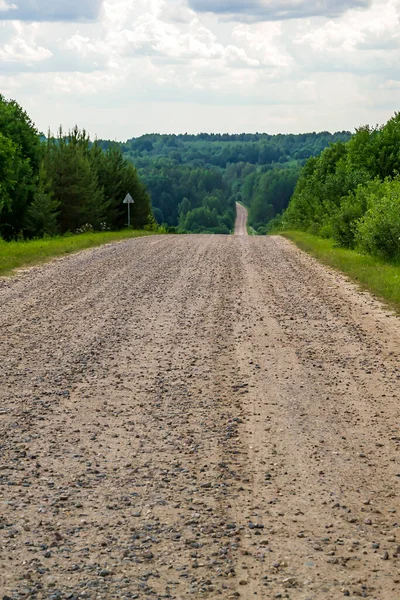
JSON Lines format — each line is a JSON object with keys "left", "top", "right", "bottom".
{"left": 0, "top": 229, "right": 159, "bottom": 277}
{"left": 277, "top": 230, "right": 400, "bottom": 312}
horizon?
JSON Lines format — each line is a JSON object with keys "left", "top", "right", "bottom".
{"left": 37, "top": 125, "right": 355, "bottom": 143}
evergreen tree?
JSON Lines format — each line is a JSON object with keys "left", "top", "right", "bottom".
{"left": 25, "top": 166, "right": 59, "bottom": 238}
{"left": 44, "top": 127, "right": 107, "bottom": 233}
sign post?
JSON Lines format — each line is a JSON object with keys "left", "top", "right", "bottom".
{"left": 123, "top": 193, "right": 134, "bottom": 227}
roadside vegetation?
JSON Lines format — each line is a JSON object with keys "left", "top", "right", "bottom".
{"left": 0, "top": 94, "right": 154, "bottom": 242}
{"left": 0, "top": 229, "right": 158, "bottom": 276}
{"left": 280, "top": 112, "right": 400, "bottom": 262}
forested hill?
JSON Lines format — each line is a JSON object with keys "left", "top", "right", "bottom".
{"left": 97, "top": 131, "right": 351, "bottom": 234}
{"left": 0, "top": 91, "right": 353, "bottom": 240}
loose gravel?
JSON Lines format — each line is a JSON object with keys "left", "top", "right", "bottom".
{"left": 1, "top": 234, "right": 399, "bottom": 600}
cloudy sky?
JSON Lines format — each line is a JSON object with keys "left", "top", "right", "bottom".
{"left": 0, "top": 0, "right": 399, "bottom": 139}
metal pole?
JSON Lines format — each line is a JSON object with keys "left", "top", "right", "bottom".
{"left": 128, "top": 202, "right": 131, "bottom": 228}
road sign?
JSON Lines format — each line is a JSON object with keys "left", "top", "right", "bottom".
{"left": 123, "top": 193, "right": 134, "bottom": 226}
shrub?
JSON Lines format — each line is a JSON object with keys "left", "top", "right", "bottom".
{"left": 317, "top": 222, "right": 334, "bottom": 239}
{"left": 355, "top": 178, "right": 400, "bottom": 261}
{"left": 330, "top": 182, "right": 378, "bottom": 248}
{"left": 265, "top": 214, "right": 283, "bottom": 233}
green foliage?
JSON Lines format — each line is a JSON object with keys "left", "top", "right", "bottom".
{"left": 88, "top": 141, "right": 152, "bottom": 229}
{"left": 245, "top": 167, "right": 299, "bottom": 232}
{"left": 0, "top": 96, "right": 153, "bottom": 242}
{"left": 120, "top": 162, "right": 152, "bottom": 229}
{"left": 355, "top": 178, "right": 400, "bottom": 261}
{"left": 0, "top": 132, "right": 18, "bottom": 218}
{"left": 0, "top": 97, "right": 37, "bottom": 240}
{"left": 283, "top": 112, "right": 400, "bottom": 263}
{"left": 179, "top": 191, "right": 235, "bottom": 234}
{"left": 95, "top": 131, "right": 350, "bottom": 232}
{"left": 0, "top": 93, "right": 355, "bottom": 241}
{"left": 43, "top": 127, "right": 107, "bottom": 233}
{"left": 283, "top": 142, "right": 369, "bottom": 234}
{"left": 331, "top": 181, "right": 379, "bottom": 248}
{"left": 119, "top": 131, "right": 351, "bottom": 172}
{"left": 264, "top": 213, "right": 283, "bottom": 234}
{"left": 0, "top": 94, "right": 39, "bottom": 169}
{"left": 25, "top": 168, "right": 59, "bottom": 238}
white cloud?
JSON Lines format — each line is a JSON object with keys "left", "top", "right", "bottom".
{"left": 0, "top": 0, "right": 399, "bottom": 139}
{"left": 160, "top": 0, "right": 197, "bottom": 23}
{"left": 295, "top": 0, "right": 400, "bottom": 53}
{"left": 232, "top": 22, "right": 292, "bottom": 68}
{"left": 0, "top": 1, "right": 16, "bottom": 12}
{"left": 0, "top": 38, "right": 51, "bottom": 61}
{"left": 295, "top": 21, "right": 363, "bottom": 52}
{"left": 0, "top": 22, "right": 52, "bottom": 63}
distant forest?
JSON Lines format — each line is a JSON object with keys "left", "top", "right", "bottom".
{"left": 97, "top": 131, "right": 351, "bottom": 234}
{"left": 0, "top": 93, "right": 353, "bottom": 241}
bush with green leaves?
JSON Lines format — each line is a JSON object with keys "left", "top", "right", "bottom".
{"left": 355, "top": 178, "right": 400, "bottom": 261}
{"left": 283, "top": 112, "right": 400, "bottom": 263}
{"left": 331, "top": 180, "right": 379, "bottom": 248}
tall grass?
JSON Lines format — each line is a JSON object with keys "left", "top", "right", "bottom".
{"left": 0, "top": 230, "right": 158, "bottom": 276}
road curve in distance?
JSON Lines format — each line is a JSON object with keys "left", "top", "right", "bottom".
{"left": 234, "top": 202, "right": 248, "bottom": 235}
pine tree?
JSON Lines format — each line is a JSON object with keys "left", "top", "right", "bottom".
{"left": 44, "top": 127, "right": 107, "bottom": 233}
{"left": 25, "top": 166, "right": 59, "bottom": 237}
{"left": 90, "top": 142, "right": 153, "bottom": 229}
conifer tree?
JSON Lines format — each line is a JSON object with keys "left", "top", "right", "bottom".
{"left": 44, "top": 127, "right": 107, "bottom": 233}
{"left": 25, "top": 166, "right": 59, "bottom": 237}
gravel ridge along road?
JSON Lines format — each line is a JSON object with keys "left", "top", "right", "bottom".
{"left": 1, "top": 233, "right": 400, "bottom": 600}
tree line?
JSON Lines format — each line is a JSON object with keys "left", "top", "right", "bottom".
{"left": 96, "top": 130, "right": 351, "bottom": 234}
{"left": 1, "top": 93, "right": 357, "bottom": 240}
{"left": 283, "top": 112, "right": 400, "bottom": 261}
{"left": 0, "top": 95, "right": 152, "bottom": 241}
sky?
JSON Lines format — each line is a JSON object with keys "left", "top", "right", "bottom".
{"left": 0, "top": 0, "right": 400, "bottom": 140}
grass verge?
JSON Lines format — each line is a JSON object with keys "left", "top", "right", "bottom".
{"left": 0, "top": 229, "right": 159, "bottom": 277}
{"left": 277, "top": 230, "right": 400, "bottom": 312}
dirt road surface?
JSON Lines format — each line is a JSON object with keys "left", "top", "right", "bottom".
{"left": 234, "top": 204, "right": 248, "bottom": 236}
{"left": 1, "top": 233, "right": 400, "bottom": 600}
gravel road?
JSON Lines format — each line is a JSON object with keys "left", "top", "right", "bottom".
{"left": 234, "top": 204, "right": 248, "bottom": 236}
{"left": 1, "top": 234, "right": 400, "bottom": 600}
